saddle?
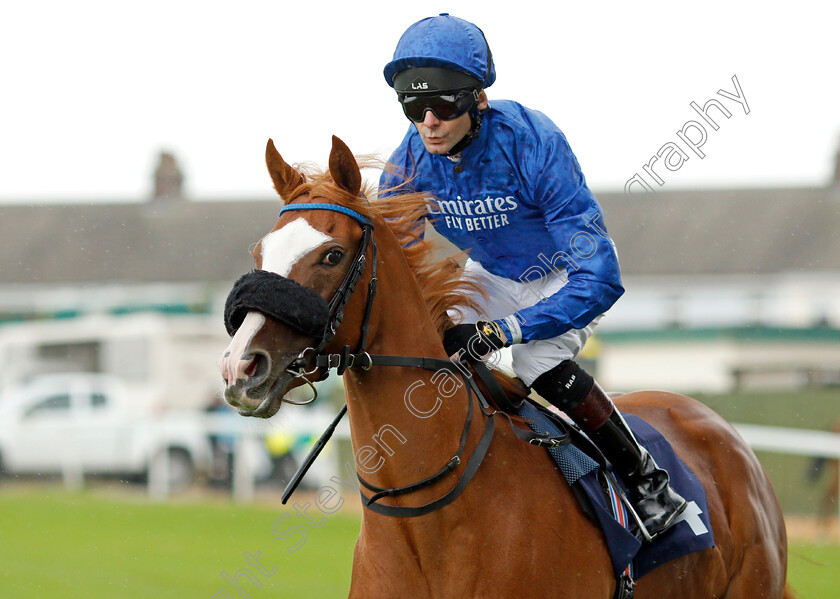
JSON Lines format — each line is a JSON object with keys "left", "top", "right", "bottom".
{"left": 464, "top": 359, "right": 714, "bottom": 593}
{"left": 512, "top": 397, "right": 715, "bottom": 587}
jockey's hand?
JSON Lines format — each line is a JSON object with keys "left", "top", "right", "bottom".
{"left": 443, "top": 321, "right": 509, "bottom": 360}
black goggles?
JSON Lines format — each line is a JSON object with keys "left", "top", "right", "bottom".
{"left": 398, "top": 89, "right": 478, "bottom": 123}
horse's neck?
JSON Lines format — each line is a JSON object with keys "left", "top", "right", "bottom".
{"left": 341, "top": 249, "right": 474, "bottom": 494}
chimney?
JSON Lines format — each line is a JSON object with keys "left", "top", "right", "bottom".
{"left": 833, "top": 137, "right": 840, "bottom": 187}
{"left": 152, "top": 151, "right": 184, "bottom": 202}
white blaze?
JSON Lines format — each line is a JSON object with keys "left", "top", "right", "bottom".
{"left": 261, "top": 217, "right": 331, "bottom": 276}
{"left": 220, "top": 312, "right": 266, "bottom": 386}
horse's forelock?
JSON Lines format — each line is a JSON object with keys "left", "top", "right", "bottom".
{"left": 277, "top": 158, "right": 481, "bottom": 338}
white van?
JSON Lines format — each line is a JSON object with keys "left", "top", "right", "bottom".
{"left": 0, "top": 372, "right": 212, "bottom": 490}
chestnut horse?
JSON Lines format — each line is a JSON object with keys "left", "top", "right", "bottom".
{"left": 219, "top": 136, "right": 793, "bottom": 598}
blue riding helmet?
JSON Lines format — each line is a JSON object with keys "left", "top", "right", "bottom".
{"left": 384, "top": 13, "right": 496, "bottom": 91}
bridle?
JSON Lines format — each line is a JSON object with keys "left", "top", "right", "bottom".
{"left": 280, "top": 202, "right": 379, "bottom": 399}
{"left": 223, "top": 201, "right": 377, "bottom": 405}
{"left": 224, "top": 200, "right": 567, "bottom": 517}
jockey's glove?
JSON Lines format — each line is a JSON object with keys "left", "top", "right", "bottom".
{"left": 443, "top": 320, "right": 510, "bottom": 360}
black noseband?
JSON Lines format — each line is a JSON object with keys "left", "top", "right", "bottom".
{"left": 224, "top": 269, "right": 330, "bottom": 338}
{"left": 224, "top": 202, "right": 375, "bottom": 347}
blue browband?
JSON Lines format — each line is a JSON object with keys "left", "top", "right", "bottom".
{"left": 279, "top": 203, "right": 372, "bottom": 227}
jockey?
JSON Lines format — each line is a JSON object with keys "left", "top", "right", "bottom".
{"left": 380, "top": 13, "right": 687, "bottom": 540}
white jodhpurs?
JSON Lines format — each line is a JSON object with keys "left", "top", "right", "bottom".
{"left": 449, "top": 259, "right": 601, "bottom": 387}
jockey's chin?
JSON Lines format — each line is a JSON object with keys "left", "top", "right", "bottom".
{"left": 413, "top": 114, "right": 472, "bottom": 155}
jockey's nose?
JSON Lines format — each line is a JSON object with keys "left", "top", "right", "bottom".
{"left": 422, "top": 109, "right": 441, "bottom": 128}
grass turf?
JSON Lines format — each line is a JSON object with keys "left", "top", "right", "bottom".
{"left": 0, "top": 486, "right": 358, "bottom": 598}
{"left": 2, "top": 486, "right": 839, "bottom": 597}
{"left": 787, "top": 541, "right": 840, "bottom": 599}
{"left": 4, "top": 388, "right": 839, "bottom": 598}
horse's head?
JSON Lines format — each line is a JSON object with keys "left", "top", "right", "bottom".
{"left": 219, "top": 136, "right": 373, "bottom": 418}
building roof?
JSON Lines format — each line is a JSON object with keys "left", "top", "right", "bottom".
{"left": 0, "top": 199, "right": 279, "bottom": 285}
{"left": 1, "top": 184, "right": 838, "bottom": 286}
{"left": 596, "top": 186, "right": 840, "bottom": 276}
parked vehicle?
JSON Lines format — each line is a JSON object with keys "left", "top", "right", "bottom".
{"left": 0, "top": 373, "right": 212, "bottom": 491}
{"left": 0, "top": 313, "right": 230, "bottom": 413}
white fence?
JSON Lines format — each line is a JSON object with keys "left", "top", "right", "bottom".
{"left": 80, "top": 418, "right": 840, "bottom": 540}
{"left": 153, "top": 420, "right": 840, "bottom": 500}
{"left": 733, "top": 424, "right": 840, "bottom": 459}
{"left": 733, "top": 424, "right": 840, "bottom": 534}
{"left": 147, "top": 410, "right": 351, "bottom": 503}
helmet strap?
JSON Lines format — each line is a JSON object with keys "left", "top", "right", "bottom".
{"left": 442, "top": 103, "right": 483, "bottom": 157}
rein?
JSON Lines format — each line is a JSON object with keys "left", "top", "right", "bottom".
{"left": 230, "top": 201, "right": 568, "bottom": 515}
{"left": 354, "top": 356, "right": 495, "bottom": 517}
{"left": 283, "top": 350, "right": 567, "bottom": 516}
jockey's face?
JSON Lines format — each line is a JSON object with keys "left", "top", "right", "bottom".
{"left": 413, "top": 91, "right": 488, "bottom": 155}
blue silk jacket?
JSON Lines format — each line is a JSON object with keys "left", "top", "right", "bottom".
{"left": 380, "top": 99, "right": 624, "bottom": 342}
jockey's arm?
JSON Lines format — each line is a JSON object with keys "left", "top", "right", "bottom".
{"left": 496, "top": 137, "right": 624, "bottom": 345}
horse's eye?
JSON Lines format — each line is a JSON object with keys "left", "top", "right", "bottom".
{"left": 322, "top": 249, "right": 344, "bottom": 266}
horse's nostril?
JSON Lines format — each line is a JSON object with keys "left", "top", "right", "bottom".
{"left": 244, "top": 358, "right": 258, "bottom": 378}
{"left": 221, "top": 351, "right": 272, "bottom": 389}
{"left": 247, "top": 352, "right": 270, "bottom": 382}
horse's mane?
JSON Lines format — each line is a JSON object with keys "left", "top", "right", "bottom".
{"left": 287, "top": 158, "right": 484, "bottom": 336}
{"left": 285, "top": 158, "right": 529, "bottom": 401}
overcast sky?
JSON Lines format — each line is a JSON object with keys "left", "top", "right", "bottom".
{"left": 2, "top": 1, "right": 839, "bottom": 203}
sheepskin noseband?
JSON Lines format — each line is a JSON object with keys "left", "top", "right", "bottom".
{"left": 224, "top": 269, "right": 330, "bottom": 338}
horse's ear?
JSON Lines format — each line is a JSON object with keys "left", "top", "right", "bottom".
{"left": 328, "top": 135, "right": 362, "bottom": 197}
{"left": 265, "top": 138, "right": 305, "bottom": 202}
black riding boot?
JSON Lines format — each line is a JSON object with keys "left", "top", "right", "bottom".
{"left": 532, "top": 360, "right": 687, "bottom": 541}
{"left": 587, "top": 407, "right": 688, "bottom": 540}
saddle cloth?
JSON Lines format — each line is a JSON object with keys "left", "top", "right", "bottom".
{"left": 515, "top": 401, "right": 716, "bottom": 580}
